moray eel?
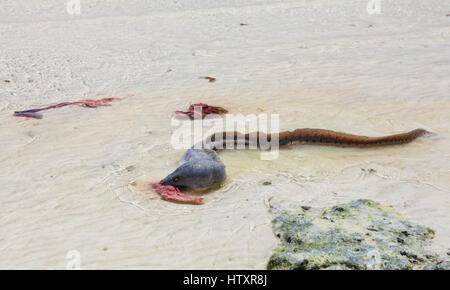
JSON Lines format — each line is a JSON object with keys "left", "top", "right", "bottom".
{"left": 161, "top": 128, "right": 430, "bottom": 190}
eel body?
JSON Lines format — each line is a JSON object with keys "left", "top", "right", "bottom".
{"left": 207, "top": 128, "right": 429, "bottom": 148}
{"left": 160, "top": 128, "right": 430, "bottom": 191}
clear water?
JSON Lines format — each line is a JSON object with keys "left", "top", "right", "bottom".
{"left": 0, "top": 0, "right": 449, "bottom": 269}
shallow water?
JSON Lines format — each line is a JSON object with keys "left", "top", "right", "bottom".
{"left": 0, "top": 0, "right": 449, "bottom": 269}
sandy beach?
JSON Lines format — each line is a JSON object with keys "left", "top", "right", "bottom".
{"left": 0, "top": 0, "right": 449, "bottom": 269}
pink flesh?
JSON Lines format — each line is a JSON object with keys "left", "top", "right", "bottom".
{"left": 13, "top": 112, "right": 43, "bottom": 119}
{"left": 175, "top": 103, "right": 228, "bottom": 119}
{"left": 13, "top": 95, "right": 134, "bottom": 119}
{"left": 151, "top": 181, "right": 204, "bottom": 204}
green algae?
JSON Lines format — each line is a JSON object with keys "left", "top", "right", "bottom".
{"left": 267, "top": 199, "right": 448, "bottom": 270}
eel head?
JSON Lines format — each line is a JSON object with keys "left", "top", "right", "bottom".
{"left": 161, "top": 160, "right": 226, "bottom": 190}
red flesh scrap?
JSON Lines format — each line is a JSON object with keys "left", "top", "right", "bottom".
{"left": 151, "top": 181, "right": 204, "bottom": 204}
{"left": 175, "top": 103, "right": 228, "bottom": 119}
{"left": 13, "top": 95, "right": 133, "bottom": 119}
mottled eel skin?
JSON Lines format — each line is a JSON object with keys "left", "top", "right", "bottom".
{"left": 161, "top": 128, "right": 430, "bottom": 190}
{"left": 209, "top": 128, "right": 429, "bottom": 147}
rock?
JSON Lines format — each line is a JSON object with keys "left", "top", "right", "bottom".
{"left": 423, "top": 261, "right": 450, "bottom": 270}
{"left": 125, "top": 165, "right": 135, "bottom": 172}
{"left": 267, "top": 199, "right": 447, "bottom": 270}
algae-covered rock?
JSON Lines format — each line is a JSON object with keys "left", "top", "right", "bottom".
{"left": 267, "top": 199, "right": 447, "bottom": 270}
{"left": 424, "top": 261, "right": 450, "bottom": 270}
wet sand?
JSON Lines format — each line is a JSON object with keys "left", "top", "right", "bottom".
{"left": 0, "top": 0, "right": 449, "bottom": 269}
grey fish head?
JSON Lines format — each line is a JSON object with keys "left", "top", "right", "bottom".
{"left": 161, "top": 160, "right": 226, "bottom": 190}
